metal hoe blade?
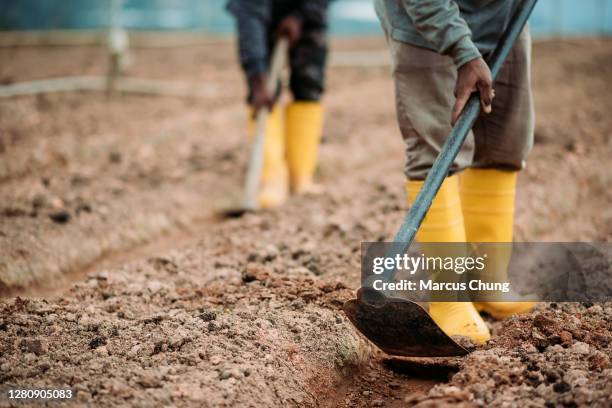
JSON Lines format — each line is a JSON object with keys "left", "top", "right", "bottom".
{"left": 218, "top": 206, "right": 254, "bottom": 218}
{"left": 343, "top": 289, "right": 468, "bottom": 357}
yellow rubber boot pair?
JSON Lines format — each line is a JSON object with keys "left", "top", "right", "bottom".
{"left": 407, "top": 176, "right": 491, "bottom": 344}
{"left": 248, "top": 102, "right": 323, "bottom": 208}
{"left": 460, "top": 168, "right": 535, "bottom": 319}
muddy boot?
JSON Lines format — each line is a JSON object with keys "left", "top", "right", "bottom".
{"left": 460, "top": 168, "right": 535, "bottom": 319}
{"left": 249, "top": 106, "right": 289, "bottom": 208}
{"left": 285, "top": 101, "right": 324, "bottom": 194}
{"left": 407, "top": 175, "right": 491, "bottom": 344}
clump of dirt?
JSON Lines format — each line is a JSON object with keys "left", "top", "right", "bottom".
{"left": 409, "top": 303, "right": 612, "bottom": 407}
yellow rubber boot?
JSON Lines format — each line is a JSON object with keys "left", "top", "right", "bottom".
{"left": 460, "top": 168, "right": 535, "bottom": 319}
{"left": 406, "top": 176, "right": 466, "bottom": 242}
{"left": 285, "top": 101, "right": 324, "bottom": 194}
{"left": 407, "top": 176, "right": 491, "bottom": 344}
{"left": 249, "top": 107, "right": 288, "bottom": 208}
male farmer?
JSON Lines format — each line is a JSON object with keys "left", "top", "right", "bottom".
{"left": 375, "top": 0, "right": 535, "bottom": 343}
{"left": 227, "top": 1, "right": 331, "bottom": 208}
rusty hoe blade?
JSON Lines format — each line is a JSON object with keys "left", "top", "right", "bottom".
{"left": 218, "top": 206, "right": 253, "bottom": 219}
{"left": 343, "top": 288, "right": 468, "bottom": 357}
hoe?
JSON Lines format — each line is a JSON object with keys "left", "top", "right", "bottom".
{"left": 221, "top": 38, "right": 289, "bottom": 218}
{"left": 344, "top": 0, "right": 538, "bottom": 357}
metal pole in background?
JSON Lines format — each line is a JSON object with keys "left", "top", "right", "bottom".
{"left": 107, "top": 0, "right": 129, "bottom": 95}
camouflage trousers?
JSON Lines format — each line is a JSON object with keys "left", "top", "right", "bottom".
{"left": 248, "top": 26, "right": 328, "bottom": 102}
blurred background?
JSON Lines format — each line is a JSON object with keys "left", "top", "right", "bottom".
{"left": 1, "top": 0, "right": 611, "bottom": 96}
{"left": 2, "top": 0, "right": 612, "bottom": 36}
{"left": 0, "top": 1, "right": 611, "bottom": 295}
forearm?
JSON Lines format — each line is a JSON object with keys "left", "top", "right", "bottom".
{"left": 401, "top": 0, "right": 480, "bottom": 67}
{"left": 227, "top": 1, "right": 271, "bottom": 77}
{"left": 236, "top": 18, "right": 269, "bottom": 77}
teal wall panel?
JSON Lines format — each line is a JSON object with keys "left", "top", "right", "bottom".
{"left": 1, "top": 0, "right": 611, "bottom": 37}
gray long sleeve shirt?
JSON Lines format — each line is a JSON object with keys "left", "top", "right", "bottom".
{"left": 374, "top": 0, "right": 520, "bottom": 67}
{"left": 227, "top": 0, "right": 331, "bottom": 77}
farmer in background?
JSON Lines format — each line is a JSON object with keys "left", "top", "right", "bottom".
{"left": 375, "top": 0, "right": 536, "bottom": 343}
{"left": 227, "top": 1, "right": 331, "bottom": 208}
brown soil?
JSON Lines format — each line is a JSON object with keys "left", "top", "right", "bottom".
{"left": 1, "top": 38, "right": 611, "bottom": 407}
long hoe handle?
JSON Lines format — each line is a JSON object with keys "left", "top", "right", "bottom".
{"left": 243, "top": 38, "right": 289, "bottom": 210}
{"left": 382, "top": 0, "right": 538, "bottom": 282}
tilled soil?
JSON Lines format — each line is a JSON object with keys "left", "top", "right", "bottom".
{"left": 1, "top": 38, "right": 611, "bottom": 407}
